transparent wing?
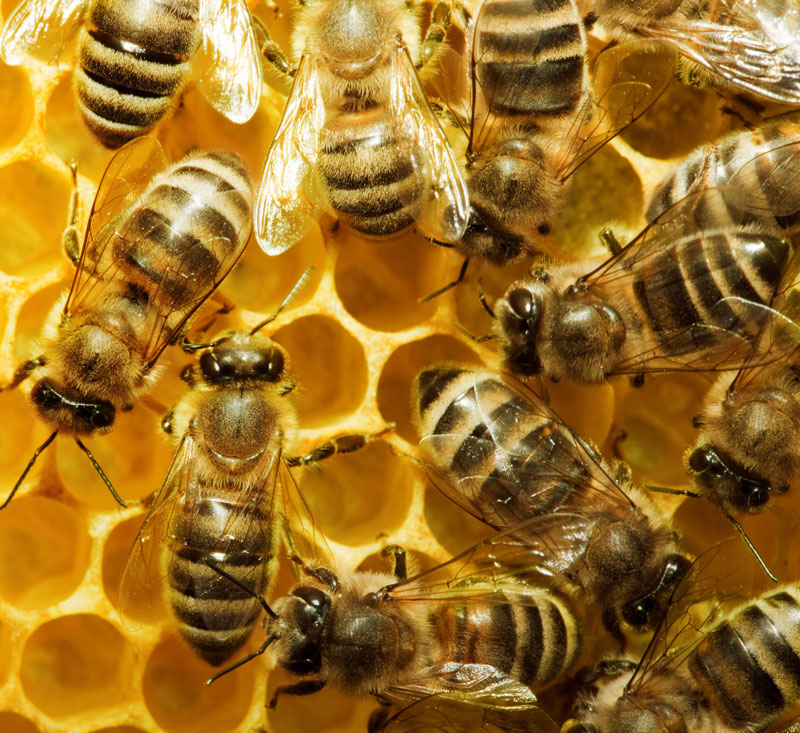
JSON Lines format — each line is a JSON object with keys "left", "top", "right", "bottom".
{"left": 389, "top": 43, "right": 469, "bottom": 243}
{"left": 555, "top": 40, "right": 675, "bottom": 181}
{"left": 64, "top": 136, "right": 169, "bottom": 319}
{"left": 254, "top": 54, "right": 326, "bottom": 255}
{"left": 417, "top": 369, "right": 634, "bottom": 534}
{"left": 196, "top": 0, "right": 262, "bottom": 124}
{"left": 0, "top": 0, "right": 83, "bottom": 65}
{"left": 641, "top": 0, "right": 800, "bottom": 105}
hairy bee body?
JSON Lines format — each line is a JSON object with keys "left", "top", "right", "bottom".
{"left": 568, "top": 584, "right": 800, "bottom": 733}
{"left": 412, "top": 365, "right": 688, "bottom": 632}
{"left": 76, "top": 0, "right": 201, "bottom": 148}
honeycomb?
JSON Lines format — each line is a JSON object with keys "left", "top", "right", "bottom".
{"left": 1, "top": 0, "right": 799, "bottom": 731}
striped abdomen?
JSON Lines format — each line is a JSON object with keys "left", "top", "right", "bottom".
{"left": 75, "top": 0, "right": 201, "bottom": 148}
{"left": 426, "top": 591, "right": 581, "bottom": 688}
{"left": 114, "top": 150, "right": 252, "bottom": 332}
{"left": 165, "top": 482, "right": 274, "bottom": 665}
{"left": 689, "top": 586, "right": 800, "bottom": 731}
{"left": 318, "top": 105, "right": 424, "bottom": 237}
{"left": 615, "top": 229, "right": 790, "bottom": 360}
{"left": 414, "top": 366, "right": 600, "bottom": 528}
{"left": 473, "top": 0, "right": 587, "bottom": 125}
{"left": 646, "top": 123, "right": 800, "bottom": 233}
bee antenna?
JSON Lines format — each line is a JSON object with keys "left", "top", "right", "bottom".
{"left": 477, "top": 279, "right": 495, "bottom": 319}
{"left": 1, "top": 430, "right": 59, "bottom": 510}
{"left": 204, "top": 559, "right": 279, "bottom": 618}
{"left": 250, "top": 267, "right": 316, "bottom": 335}
{"left": 75, "top": 439, "right": 127, "bottom": 508}
{"left": 205, "top": 631, "right": 280, "bottom": 686}
{"left": 724, "top": 511, "right": 779, "bottom": 583}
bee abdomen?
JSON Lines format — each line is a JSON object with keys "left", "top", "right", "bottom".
{"left": 689, "top": 588, "right": 800, "bottom": 730}
{"left": 320, "top": 110, "right": 423, "bottom": 236}
{"left": 114, "top": 151, "right": 252, "bottom": 308}
{"left": 427, "top": 592, "right": 580, "bottom": 688}
{"left": 165, "top": 493, "right": 271, "bottom": 666}
{"left": 475, "top": 0, "right": 586, "bottom": 118}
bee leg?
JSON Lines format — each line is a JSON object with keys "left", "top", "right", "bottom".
{"left": 285, "top": 425, "right": 395, "bottom": 469}
{"left": 268, "top": 679, "right": 326, "bottom": 709}
{"left": 598, "top": 227, "right": 623, "bottom": 257}
{"left": 289, "top": 555, "right": 341, "bottom": 591}
{"left": 62, "top": 161, "right": 81, "bottom": 265}
{"left": 160, "top": 407, "right": 176, "bottom": 435}
{"left": 417, "top": 0, "right": 470, "bottom": 73}
{"left": 251, "top": 15, "right": 294, "bottom": 89}
{"left": 381, "top": 544, "right": 407, "bottom": 581}
{"left": 3, "top": 355, "right": 46, "bottom": 391}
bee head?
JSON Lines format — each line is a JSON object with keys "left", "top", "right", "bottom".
{"left": 199, "top": 333, "right": 286, "bottom": 385}
{"left": 460, "top": 208, "right": 526, "bottom": 266}
{"left": 496, "top": 284, "right": 543, "bottom": 375}
{"left": 31, "top": 379, "right": 116, "bottom": 435}
{"left": 621, "top": 554, "right": 691, "bottom": 631}
{"left": 687, "top": 445, "right": 773, "bottom": 513}
{"left": 272, "top": 586, "right": 332, "bottom": 677}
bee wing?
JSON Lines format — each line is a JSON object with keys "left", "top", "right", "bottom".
{"left": 418, "top": 370, "right": 634, "bottom": 533}
{"left": 640, "top": 0, "right": 800, "bottom": 105}
{"left": 196, "top": 0, "right": 262, "bottom": 124}
{"left": 555, "top": 40, "right": 675, "bottom": 181}
{"left": 388, "top": 44, "right": 470, "bottom": 243}
{"left": 254, "top": 54, "right": 326, "bottom": 255}
{"left": 64, "top": 136, "right": 169, "bottom": 319}
{"left": 374, "top": 694, "right": 559, "bottom": 733}
{"left": 0, "top": 0, "right": 83, "bottom": 65}
{"left": 118, "top": 434, "right": 198, "bottom": 627}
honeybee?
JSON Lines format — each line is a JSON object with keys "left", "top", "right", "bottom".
{"left": 0, "top": 0, "right": 262, "bottom": 148}
{"left": 586, "top": 0, "right": 800, "bottom": 106}
{"left": 252, "top": 0, "right": 469, "bottom": 253}
{"left": 492, "top": 181, "right": 795, "bottom": 382}
{"left": 208, "top": 534, "right": 583, "bottom": 731}
{"left": 564, "top": 555, "right": 800, "bottom": 733}
{"left": 1, "top": 137, "right": 252, "bottom": 509}
{"left": 455, "top": 2, "right": 674, "bottom": 266}
{"left": 412, "top": 364, "right": 691, "bottom": 637}
{"left": 119, "top": 271, "right": 393, "bottom": 665}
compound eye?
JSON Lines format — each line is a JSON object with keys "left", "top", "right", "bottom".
{"left": 293, "top": 587, "right": 329, "bottom": 609}
{"left": 748, "top": 483, "right": 770, "bottom": 508}
{"left": 622, "top": 596, "right": 653, "bottom": 629}
{"left": 507, "top": 288, "right": 535, "bottom": 319}
{"left": 199, "top": 351, "right": 221, "bottom": 379}
{"left": 265, "top": 348, "right": 284, "bottom": 381}
{"left": 688, "top": 447, "right": 711, "bottom": 472}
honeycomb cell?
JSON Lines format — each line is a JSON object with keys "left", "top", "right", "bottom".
{"left": 334, "top": 229, "right": 454, "bottom": 331}
{"left": 0, "top": 387, "right": 42, "bottom": 492}
{"left": 377, "top": 335, "right": 484, "bottom": 443}
{"left": 0, "top": 619, "right": 11, "bottom": 686}
{"left": 300, "top": 442, "right": 414, "bottom": 546}
{"left": 57, "top": 408, "right": 175, "bottom": 509}
{"left": 0, "top": 497, "right": 89, "bottom": 608}
{"left": 272, "top": 315, "right": 367, "bottom": 428}
{"left": 0, "top": 161, "right": 72, "bottom": 277}
{"left": 548, "top": 380, "right": 615, "bottom": 449}
{"left": 12, "top": 280, "right": 70, "bottom": 365}
{"left": 423, "top": 482, "right": 492, "bottom": 557}
{"left": 44, "top": 76, "right": 115, "bottom": 182}
{"left": 142, "top": 634, "right": 252, "bottom": 733}
{"left": 92, "top": 728, "right": 147, "bottom": 733}
{"left": 102, "top": 514, "right": 147, "bottom": 617}
{"left": 0, "top": 63, "right": 33, "bottom": 149}
{"left": 0, "top": 713, "right": 39, "bottom": 733}
{"left": 20, "top": 615, "right": 132, "bottom": 719}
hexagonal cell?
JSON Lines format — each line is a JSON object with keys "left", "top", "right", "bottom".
{"left": 550, "top": 146, "right": 644, "bottom": 257}
{"left": 102, "top": 514, "right": 146, "bottom": 616}
{"left": 299, "top": 441, "right": 414, "bottom": 546}
{"left": 273, "top": 315, "right": 367, "bottom": 428}
{"left": 0, "top": 619, "right": 11, "bottom": 687}
{"left": 12, "top": 280, "right": 70, "bottom": 365}
{"left": 44, "top": 75, "right": 116, "bottom": 182}
{"left": 378, "top": 335, "right": 484, "bottom": 443}
{"left": 547, "top": 380, "right": 615, "bottom": 450}
{"left": 0, "top": 713, "right": 39, "bottom": 733}
{"left": 0, "top": 497, "right": 89, "bottom": 608}
{"left": 0, "top": 161, "right": 72, "bottom": 277}
{"left": 92, "top": 728, "right": 148, "bottom": 733}
{"left": 0, "top": 387, "right": 43, "bottom": 493}
{"left": 57, "top": 407, "right": 175, "bottom": 510}
{"left": 20, "top": 614, "right": 133, "bottom": 719}
{"left": 423, "top": 482, "right": 492, "bottom": 557}
{"left": 142, "top": 634, "right": 252, "bottom": 733}
{"left": 0, "top": 63, "right": 33, "bottom": 149}
{"left": 621, "top": 83, "right": 728, "bottom": 160}
{"left": 334, "top": 229, "right": 454, "bottom": 332}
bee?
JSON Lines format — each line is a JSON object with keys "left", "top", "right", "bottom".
{"left": 492, "top": 181, "right": 794, "bottom": 382}
{"left": 252, "top": 0, "right": 470, "bottom": 253}
{"left": 412, "top": 364, "right": 691, "bottom": 637}
{"left": 455, "top": 1, "right": 673, "bottom": 266}
{"left": 586, "top": 0, "right": 800, "bottom": 106}
{"left": 564, "top": 555, "right": 800, "bottom": 733}
{"left": 118, "top": 271, "right": 394, "bottom": 666}
{"left": 0, "top": 0, "right": 263, "bottom": 148}
{"left": 1, "top": 137, "right": 253, "bottom": 509}
{"left": 207, "top": 535, "right": 583, "bottom": 731}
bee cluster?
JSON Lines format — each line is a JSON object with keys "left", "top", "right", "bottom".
{"left": 0, "top": 0, "right": 799, "bottom": 732}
